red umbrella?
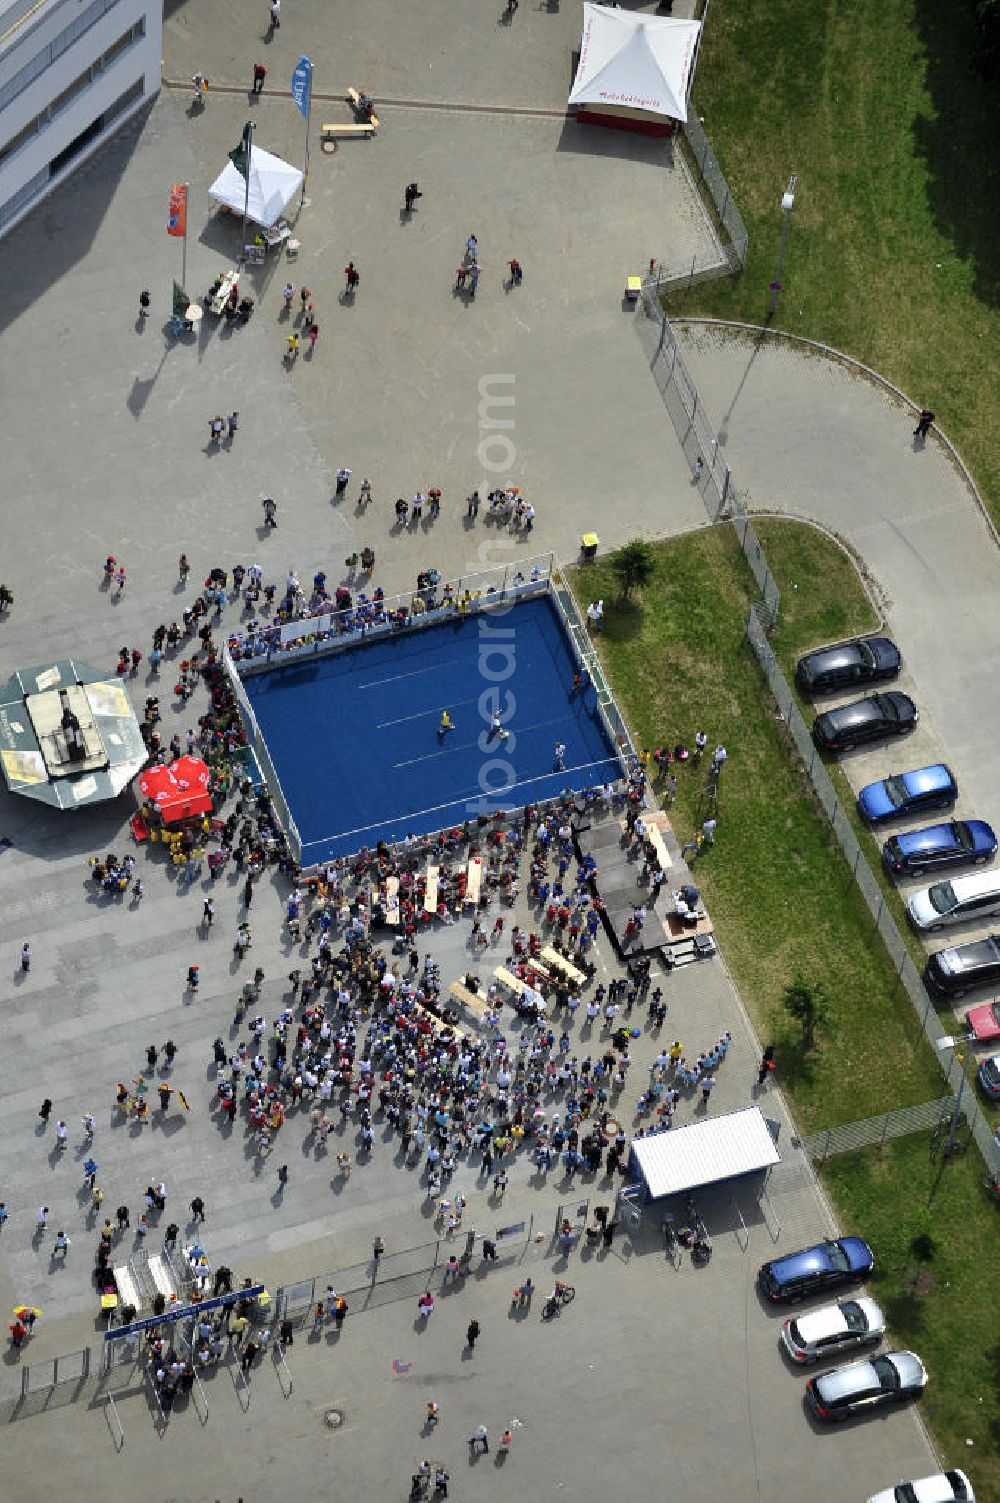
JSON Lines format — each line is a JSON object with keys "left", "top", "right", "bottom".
{"left": 138, "top": 756, "right": 213, "bottom": 824}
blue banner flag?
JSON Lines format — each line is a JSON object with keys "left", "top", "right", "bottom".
{"left": 291, "top": 55, "right": 313, "bottom": 119}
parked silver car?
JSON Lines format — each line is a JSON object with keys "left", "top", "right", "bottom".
{"left": 907, "top": 870, "right": 1000, "bottom": 932}
{"left": 780, "top": 1296, "right": 885, "bottom": 1364}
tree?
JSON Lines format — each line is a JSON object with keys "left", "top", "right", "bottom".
{"left": 610, "top": 538, "right": 655, "bottom": 600}
{"left": 781, "top": 976, "right": 830, "bottom": 1049}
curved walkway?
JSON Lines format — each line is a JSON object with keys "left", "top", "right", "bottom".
{"left": 675, "top": 320, "right": 1000, "bottom": 820}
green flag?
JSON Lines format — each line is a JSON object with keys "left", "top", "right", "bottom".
{"left": 229, "top": 121, "right": 254, "bottom": 180}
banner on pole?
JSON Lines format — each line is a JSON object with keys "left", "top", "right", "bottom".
{"left": 229, "top": 122, "right": 254, "bottom": 180}
{"left": 167, "top": 182, "right": 187, "bottom": 238}
{"left": 291, "top": 55, "right": 313, "bottom": 119}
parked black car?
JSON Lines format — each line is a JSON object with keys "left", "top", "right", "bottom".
{"left": 812, "top": 692, "right": 917, "bottom": 753}
{"left": 923, "top": 934, "right": 1000, "bottom": 998}
{"left": 795, "top": 637, "right": 900, "bottom": 695}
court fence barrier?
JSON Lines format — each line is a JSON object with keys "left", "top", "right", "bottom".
{"left": 745, "top": 604, "right": 1000, "bottom": 1182}
{"left": 800, "top": 1096, "right": 960, "bottom": 1165}
{"left": 224, "top": 555, "right": 638, "bottom": 871}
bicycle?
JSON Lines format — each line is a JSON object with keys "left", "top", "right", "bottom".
{"left": 540, "top": 1284, "right": 575, "bottom": 1321}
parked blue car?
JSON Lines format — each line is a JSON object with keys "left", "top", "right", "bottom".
{"left": 882, "top": 820, "right": 997, "bottom": 879}
{"left": 758, "top": 1236, "right": 874, "bottom": 1303}
{"left": 858, "top": 765, "right": 958, "bottom": 826}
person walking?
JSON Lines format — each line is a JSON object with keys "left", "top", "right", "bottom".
{"left": 252, "top": 62, "right": 266, "bottom": 95}
{"left": 757, "top": 1044, "right": 776, "bottom": 1086}
{"left": 243, "top": 875, "right": 254, "bottom": 909}
{"left": 372, "top": 1235, "right": 385, "bottom": 1266}
{"left": 20, "top": 940, "right": 31, "bottom": 972}
{"left": 262, "top": 496, "right": 278, "bottom": 527}
{"left": 268, "top": 0, "right": 280, "bottom": 29}
{"left": 55, "top": 1119, "right": 69, "bottom": 1149}
{"left": 465, "top": 1318, "right": 480, "bottom": 1350}
{"left": 203, "top": 896, "right": 215, "bottom": 927}
{"left": 701, "top": 1073, "right": 716, "bottom": 1106}
{"left": 227, "top": 411, "right": 239, "bottom": 441}
{"left": 404, "top": 182, "right": 422, "bottom": 213}
{"left": 38, "top": 1098, "right": 52, "bottom": 1124}
{"left": 913, "top": 407, "right": 935, "bottom": 439}
{"left": 52, "top": 1229, "right": 71, "bottom": 1258}
{"left": 277, "top": 1164, "right": 289, "bottom": 1187}
{"left": 344, "top": 262, "right": 360, "bottom": 295}
{"left": 116, "top": 1204, "right": 130, "bottom": 1231}
{"left": 190, "top": 1195, "right": 206, "bottom": 1223}
{"left": 469, "top": 1424, "right": 489, "bottom": 1454}
{"left": 554, "top": 741, "right": 565, "bottom": 772}
{"left": 335, "top": 466, "right": 352, "bottom": 496}
{"left": 467, "top": 489, "right": 480, "bottom": 519}
{"left": 36, "top": 1206, "right": 49, "bottom": 1232}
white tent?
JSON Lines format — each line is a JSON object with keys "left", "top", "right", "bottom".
{"left": 569, "top": 4, "right": 701, "bottom": 124}
{"left": 629, "top": 1107, "right": 780, "bottom": 1200}
{"left": 208, "top": 145, "right": 303, "bottom": 229}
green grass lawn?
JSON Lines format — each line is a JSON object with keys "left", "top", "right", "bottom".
{"left": 576, "top": 523, "right": 942, "bottom": 1129}
{"left": 669, "top": 0, "right": 1000, "bottom": 525}
{"left": 822, "top": 1139, "right": 1000, "bottom": 1500}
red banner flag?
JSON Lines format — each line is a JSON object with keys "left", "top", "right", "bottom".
{"left": 167, "top": 182, "right": 187, "bottom": 238}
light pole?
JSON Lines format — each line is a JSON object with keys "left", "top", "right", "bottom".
{"left": 767, "top": 173, "right": 797, "bottom": 322}
{"left": 935, "top": 1034, "right": 974, "bottom": 1158}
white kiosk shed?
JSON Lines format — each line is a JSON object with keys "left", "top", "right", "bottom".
{"left": 629, "top": 1106, "right": 780, "bottom": 1202}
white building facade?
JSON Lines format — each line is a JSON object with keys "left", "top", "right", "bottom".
{"left": 0, "top": 0, "right": 162, "bottom": 238}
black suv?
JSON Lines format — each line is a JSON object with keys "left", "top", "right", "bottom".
{"left": 924, "top": 935, "right": 1000, "bottom": 998}
{"left": 795, "top": 637, "right": 900, "bottom": 695}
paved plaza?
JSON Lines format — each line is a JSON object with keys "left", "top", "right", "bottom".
{"left": 0, "top": 1, "right": 944, "bottom": 1499}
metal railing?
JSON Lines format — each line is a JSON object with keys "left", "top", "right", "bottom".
{"left": 19, "top": 1346, "right": 89, "bottom": 1398}
{"left": 801, "top": 1096, "right": 961, "bottom": 1164}
{"left": 634, "top": 299, "right": 780, "bottom": 624}
{"left": 274, "top": 1220, "right": 536, "bottom": 1328}
{"left": 745, "top": 604, "right": 1000, "bottom": 1180}
{"left": 645, "top": 111, "right": 749, "bottom": 294}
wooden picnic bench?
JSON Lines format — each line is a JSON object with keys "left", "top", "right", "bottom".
{"left": 424, "top": 864, "right": 439, "bottom": 915}
{"left": 541, "top": 946, "right": 586, "bottom": 986}
{"left": 449, "top": 979, "right": 486, "bottom": 1018}
{"left": 321, "top": 120, "right": 376, "bottom": 140}
{"left": 494, "top": 965, "right": 527, "bottom": 997}
{"left": 384, "top": 875, "right": 400, "bottom": 926}
{"left": 465, "top": 856, "right": 482, "bottom": 906}
{"left": 648, "top": 826, "right": 670, "bottom": 872}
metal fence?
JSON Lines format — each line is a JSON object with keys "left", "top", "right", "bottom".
{"left": 634, "top": 298, "right": 780, "bottom": 624}
{"left": 800, "top": 1096, "right": 960, "bottom": 1164}
{"left": 745, "top": 604, "right": 1000, "bottom": 1180}
{"left": 649, "top": 111, "right": 749, "bottom": 294}
{"left": 19, "top": 1346, "right": 90, "bottom": 1398}
{"left": 274, "top": 1220, "right": 537, "bottom": 1327}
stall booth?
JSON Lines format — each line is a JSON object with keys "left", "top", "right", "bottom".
{"left": 568, "top": 3, "right": 701, "bottom": 137}
{"left": 208, "top": 145, "right": 303, "bottom": 248}
{"left": 628, "top": 1106, "right": 780, "bottom": 1203}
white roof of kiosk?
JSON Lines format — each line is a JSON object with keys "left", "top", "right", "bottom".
{"left": 630, "top": 1106, "right": 780, "bottom": 1199}
{"left": 568, "top": 4, "right": 701, "bottom": 122}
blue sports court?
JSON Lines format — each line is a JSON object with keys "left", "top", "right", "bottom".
{"left": 241, "top": 593, "right": 621, "bottom": 865}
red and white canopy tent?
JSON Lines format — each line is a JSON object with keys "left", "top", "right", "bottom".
{"left": 568, "top": 4, "right": 701, "bottom": 137}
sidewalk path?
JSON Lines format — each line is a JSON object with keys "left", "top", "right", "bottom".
{"left": 676, "top": 322, "right": 1000, "bottom": 820}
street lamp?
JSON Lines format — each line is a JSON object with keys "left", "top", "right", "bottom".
{"left": 767, "top": 173, "right": 798, "bottom": 322}
{"left": 935, "top": 1034, "right": 974, "bottom": 1159}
